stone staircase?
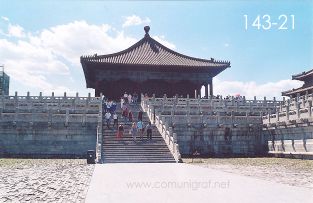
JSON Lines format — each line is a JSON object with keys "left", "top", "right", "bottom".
{"left": 101, "top": 103, "right": 176, "bottom": 163}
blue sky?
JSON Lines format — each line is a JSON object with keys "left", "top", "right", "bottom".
{"left": 0, "top": 0, "right": 312, "bottom": 98}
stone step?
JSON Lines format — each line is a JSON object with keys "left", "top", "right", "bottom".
{"left": 103, "top": 160, "right": 176, "bottom": 163}
{"left": 102, "top": 155, "right": 174, "bottom": 158}
{"left": 102, "top": 150, "right": 172, "bottom": 154}
{"left": 102, "top": 144, "right": 169, "bottom": 147}
{"left": 103, "top": 147, "right": 170, "bottom": 150}
{"left": 103, "top": 158, "right": 175, "bottom": 161}
{"left": 101, "top": 103, "right": 175, "bottom": 163}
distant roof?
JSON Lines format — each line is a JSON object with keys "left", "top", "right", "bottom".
{"left": 282, "top": 85, "right": 313, "bottom": 96}
{"left": 80, "top": 26, "right": 230, "bottom": 69}
{"left": 292, "top": 69, "right": 313, "bottom": 81}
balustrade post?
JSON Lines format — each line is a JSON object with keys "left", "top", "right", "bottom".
{"left": 268, "top": 112, "right": 271, "bottom": 123}
{"left": 286, "top": 105, "right": 290, "bottom": 121}
{"left": 231, "top": 110, "right": 234, "bottom": 125}
{"left": 65, "top": 109, "right": 69, "bottom": 127}
{"left": 309, "top": 100, "right": 312, "bottom": 117}
{"left": 273, "top": 97, "right": 276, "bottom": 106}
{"left": 276, "top": 110, "right": 279, "bottom": 122}
{"left": 14, "top": 91, "right": 18, "bottom": 108}
{"left": 297, "top": 102, "right": 300, "bottom": 119}
{"left": 296, "top": 93, "right": 300, "bottom": 103}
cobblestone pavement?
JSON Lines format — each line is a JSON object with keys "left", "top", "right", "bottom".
{"left": 184, "top": 157, "right": 313, "bottom": 190}
{"left": 0, "top": 159, "right": 94, "bottom": 202}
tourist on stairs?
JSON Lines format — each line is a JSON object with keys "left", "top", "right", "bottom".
{"left": 120, "top": 97, "right": 124, "bottom": 108}
{"left": 123, "top": 92, "right": 128, "bottom": 103}
{"left": 104, "top": 111, "right": 111, "bottom": 129}
{"left": 113, "top": 112, "right": 118, "bottom": 128}
{"left": 137, "top": 120, "right": 144, "bottom": 140}
{"left": 146, "top": 121, "right": 153, "bottom": 140}
{"left": 116, "top": 124, "right": 124, "bottom": 140}
{"left": 128, "top": 94, "right": 132, "bottom": 104}
{"left": 138, "top": 110, "right": 143, "bottom": 121}
{"left": 128, "top": 110, "right": 133, "bottom": 122}
{"left": 130, "top": 122, "right": 137, "bottom": 141}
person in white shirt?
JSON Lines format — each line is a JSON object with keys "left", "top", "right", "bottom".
{"left": 104, "top": 111, "right": 111, "bottom": 129}
{"left": 113, "top": 113, "right": 118, "bottom": 128}
{"left": 123, "top": 92, "right": 128, "bottom": 103}
{"left": 120, "top": 97, "right": 124, "bottom": 108}
{"left": 128, "top": 94, "right": 132, "bottom": 104}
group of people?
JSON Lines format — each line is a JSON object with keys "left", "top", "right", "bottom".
{"left": 102, "top": 99, "right": 119, "bottom": 130}
{"left": 103, "top": 93, "right": 153, "bottom": 142}
{"left": 121, "top": 92, "right": 139, "bottom": 105}
{"left": 117, "top": 120, "right": 153, "bottom": 141}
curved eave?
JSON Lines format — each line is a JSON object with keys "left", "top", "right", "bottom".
{"left": 80, "top": 35, "right": 231, "bottom": 67}
{"left": 292, "top": 69, "right": 313, "bottom": 81}
{"left": 282, "top": 85, "right": 313, "bottom": 96}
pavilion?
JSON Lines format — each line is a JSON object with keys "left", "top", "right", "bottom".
{"left": 80, "top": 26, "right": 230, "bottom": 99}
{"left": 282, "top": 68, "right": 313, "bottom": 98}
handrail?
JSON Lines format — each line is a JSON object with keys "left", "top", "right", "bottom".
{"left": 142, "top": 100, "right": 181, "bottom": 162}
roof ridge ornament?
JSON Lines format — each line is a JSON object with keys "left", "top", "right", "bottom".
{"left": 144, "top": 26, "right": 150, "bottom": 36}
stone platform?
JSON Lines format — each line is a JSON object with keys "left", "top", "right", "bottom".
{"left": 86, "top": 163, "right": 313, "bottom": 203}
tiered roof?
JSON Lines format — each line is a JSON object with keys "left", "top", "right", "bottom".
{"left": 80, "top": 26, "right": 230, "bottom": 69}
{"left": 282, "top": 68, "right": 313, "bottom": 97}
{"left": 292, "top": 69, "right": 313, "bottom": 81}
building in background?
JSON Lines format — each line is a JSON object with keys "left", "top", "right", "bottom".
{"left": 80, "top": 26, "right": 230, "bottom": 99}
{"left": 0, "top": 67, "right": 10, "bottom": 96}
{"left": 282, "top": 68, "right": 313, "bottom": 98}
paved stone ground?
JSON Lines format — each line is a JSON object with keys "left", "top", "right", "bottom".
{"left": 86, "top": 163, "right": 313, "bottom": 203}
{"left": 0, "top": 159, "right": 94, "bottom": 202}
{"left": 183, "top": 157, "right": 313, "bottom": 190}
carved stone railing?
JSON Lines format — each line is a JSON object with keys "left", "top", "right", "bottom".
{"left": 0, "top": 92, "right": 103, "bottom": 162}
{"left": 0, "top": 92, "right": 101, "bottom": 113}
{"left": 142, "top": 100, "right": 181, "bottom": 162}
{"left": 144, "top": 94, "right": 279, "bottom": 107}
{"left": 263, "top": 93, "right": 313, "bottom": 127}
{"left": 142, "top": 94, "right": 278, "bottom": 118}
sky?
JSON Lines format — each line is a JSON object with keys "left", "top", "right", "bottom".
{"left": 0, "top": 0, "right": 312, "bottom": 99}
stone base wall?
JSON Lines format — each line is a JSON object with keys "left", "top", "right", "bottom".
{"left": 265, "top": 125, "right": 313, "bottom": 159}
{"left": 0, "top": 122, "right": 97, "bottom": 158}
{"left": 174, "top": 124, "right": 266, "bottom": 157}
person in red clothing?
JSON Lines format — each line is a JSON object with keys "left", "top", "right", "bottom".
{"left": 116, "top": 124, "right": 124, "bottom": 140}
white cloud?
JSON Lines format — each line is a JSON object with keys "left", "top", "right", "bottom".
{"left": 1, "top": 16, "right": 9, "bottom": 21}
{"left": 152, "top": 35, "right": 176, "bottom": 50}
{"left": 122, "top": 15, "right": 151, "bottom": 28}
{"left": 8, "top": 24, "right": 25, "bottom": 38}
{"left": 35, "top": 21, "right": 137, "bottom": 65}
{"left": 209, "top": 77, "right": 303, "bottom": 100}
{"left": 224, "top": 43, "right": 229, "bottom": 47}
{"left": 0, "top": 20, "right": 139, "bottom": 96}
